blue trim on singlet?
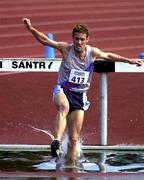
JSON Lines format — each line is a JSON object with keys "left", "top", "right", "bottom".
{"left": 85, "top": 62, "right": 94, "bottom": 72}
{"left": 59, "top": 81, "right": 80, "bottom": 89}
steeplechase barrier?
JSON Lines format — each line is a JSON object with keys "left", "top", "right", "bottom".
{"left": 0, "top": 58, "right": 144, "bottom": 151}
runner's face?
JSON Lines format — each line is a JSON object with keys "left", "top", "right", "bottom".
{"left": 73, "top": 32, "right": 89, "bottom": 53}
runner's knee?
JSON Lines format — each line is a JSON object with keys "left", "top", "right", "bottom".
{"left": 69, "top": 136, "right": 78, "bottom": 147}
{"left": 59, "top": 103, "right": 69, "bottom": 114}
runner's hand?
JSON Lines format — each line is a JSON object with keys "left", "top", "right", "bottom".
{"left": 23, "top": 18, "right": 32, "bottom": 30}
{"left": 130, "top": 59, "right": 143, "bottom": 66}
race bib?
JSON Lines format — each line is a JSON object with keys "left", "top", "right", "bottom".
{"left": 69, "top": 69, "right": 90, "bottom": 84}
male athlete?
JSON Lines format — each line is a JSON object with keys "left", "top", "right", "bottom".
{"left": 23, "top": 18, "right": 142, "bottom": 163}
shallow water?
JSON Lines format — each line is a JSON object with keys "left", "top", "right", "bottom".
{"left": 0, "top": 150, "right": 144, "bottom": 173}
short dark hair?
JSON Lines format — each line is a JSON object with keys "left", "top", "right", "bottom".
{"left": 72, "top": 24, "right": 89, "bottom": 37}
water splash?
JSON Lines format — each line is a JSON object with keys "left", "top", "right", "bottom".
{"left": 28, "top": 125, "right": 55, "bottom": 140}
{"left": 60, "top": 133, "right": 83, "bottom": 158}
{"left": 30, "top": 127, "right": 86, "bottom": 171}
{"left": 29, "top": 125, "right": 84, "bottom": 159}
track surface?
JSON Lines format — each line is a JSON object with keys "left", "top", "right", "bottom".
{"left": 0, "top": 0, "right": 144, "bottom": 145}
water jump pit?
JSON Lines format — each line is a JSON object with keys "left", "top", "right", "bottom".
{"left": 0, "top": 145, "right": 144, "bottom": 179}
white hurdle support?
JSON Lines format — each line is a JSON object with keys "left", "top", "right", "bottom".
{"left": 99, "top": 73, "right": 108, "bottom": 145}
{"left": 0, "top": 58, "right": 144, "bottom": 148}
{"left": 94, "top": 60, "right": 144, "bottom": 146}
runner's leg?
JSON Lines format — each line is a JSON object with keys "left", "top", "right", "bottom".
{"left": 53, "top": 92, "right": 70, "bottom": 141}
{"left": 51, "top": 91, "right": 70, "bottom": 157}
{"left": 66, "top": 109, "right": 84, "bottom": 162}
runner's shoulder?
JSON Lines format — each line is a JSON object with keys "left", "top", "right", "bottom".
{"left": 58, "top": 42, "right": 71, "bottom": 59}
{"left": 91, "top": 47, "right": 103, "bottom": 59}
{"left": 58, "top": 42, "right": 70, "bottom": 51}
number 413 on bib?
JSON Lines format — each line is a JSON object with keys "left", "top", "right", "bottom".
{"left": 69, "top": 69, "right": 90, "bottom": 84}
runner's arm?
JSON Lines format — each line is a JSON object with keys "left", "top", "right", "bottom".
{"left": 92, "top": 47, "right": 142, "bottom": 66}
{"left": 23, "top": 18, "right": 66, "bottom": 52}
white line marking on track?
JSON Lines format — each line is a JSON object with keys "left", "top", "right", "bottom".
{"left": 0, "top": 72, "right": 26, "bottom": 76}
{"left": 0, "top": 0, "right": 144, "bottom": 6}
{"left": 0, "top": 36, "right": 144, "bottom": 50}
{"left": 1, "top": 8, "right": 144, "bottom": 18}
{"left": 1, "top": 25, "right": 144, "bottom": 38}
{"left": 104, "top": 45, "right": 144, "bottom": 51}
{"left": 1, "top": 16, "right": 144, "bottom": 29}
{"left": 1, "top": 2, "right": 144, "bottom": 11}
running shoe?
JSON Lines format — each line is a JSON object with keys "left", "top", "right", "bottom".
{"left": 51, "top": 139, "right": 60, "bottom": 157}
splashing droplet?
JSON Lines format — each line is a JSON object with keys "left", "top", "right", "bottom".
{"left": 28, "top": 125, "right": 55, "bottom": 140}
